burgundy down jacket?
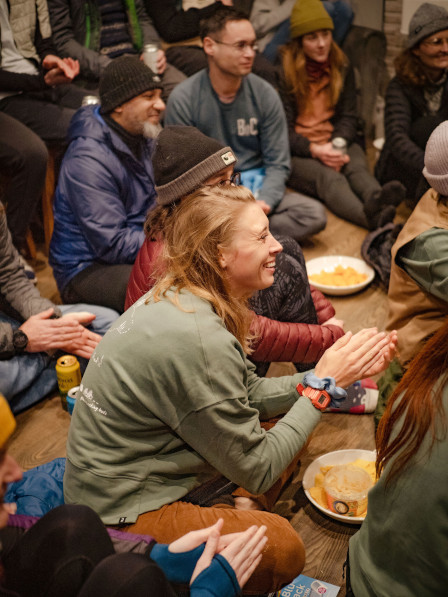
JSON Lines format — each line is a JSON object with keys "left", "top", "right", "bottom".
{"left": 125, "top": 239, "right": 344, "bottom": 364}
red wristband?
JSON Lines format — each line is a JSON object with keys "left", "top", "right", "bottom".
{"left": 296, "top": 383, "right": 331, "bottom": 411}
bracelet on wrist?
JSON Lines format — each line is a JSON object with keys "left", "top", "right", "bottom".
{"left": 299, "top": 372, "right": 347, "bottom": 410}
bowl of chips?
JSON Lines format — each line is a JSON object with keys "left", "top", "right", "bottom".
{"left": 303, "top": 449, "right": 377, "bottom": 523}
{"left": 306, "top": 256, "right": 375, "bottom": 296}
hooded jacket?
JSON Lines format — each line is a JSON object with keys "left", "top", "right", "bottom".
{"left": 49, "top": 105, "right": 157, "bottom": 292}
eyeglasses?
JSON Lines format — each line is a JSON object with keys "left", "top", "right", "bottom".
{"left": 217, "top": 172, "right": 241, "bottom": 186}
{"left": 211, "top": 39, "right": 258, "bottom": 53}
{"left": 422, "top": 36, "right": 448, "bottom": 48}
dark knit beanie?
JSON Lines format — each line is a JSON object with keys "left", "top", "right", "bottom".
{"left": 99, "top": 56, "right": 162, "bottom": 114}
{"left": 153, "top": 126, "right": 237, "bottom": 205}
{"left": 407, "top": 2, "right": 448, "bottom": 48}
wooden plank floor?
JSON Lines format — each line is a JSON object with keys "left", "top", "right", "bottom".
{"left": 9, "top": 207, "right": 397, "bottom": 595}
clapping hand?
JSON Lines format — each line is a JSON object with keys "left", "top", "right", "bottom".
{"left": 20, "top": 308, "right": 101, "bottom": 359}
{"left": 314, "top": 328, "right": 397, "bottom": 389}
{"left": 189, "top": 519, "right": 267, "bottom": 590}
{"left": 43, "top": 55, "right": 80, "bottom": 86}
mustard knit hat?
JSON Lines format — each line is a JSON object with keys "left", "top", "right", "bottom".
{"left": 0, "top": 395, "right": 16, "bottom": 449}
{"left": 290, "top": 0, "right": 334, "bottom": 39}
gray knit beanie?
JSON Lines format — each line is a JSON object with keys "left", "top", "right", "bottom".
{"left": 99, "top": 56, "right": 162, "bottom": 114}
{"left": 423, "top": 120, "right": 448, "bottom": 195}
{"left": 153, "top": 126, "right": 237, "bottom": 205}
{"left": 407, "top": 2, "right": 448, "bottom": 48}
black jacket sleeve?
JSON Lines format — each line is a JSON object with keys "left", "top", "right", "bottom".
{"left": 143, "top": 0, "right": 224, "bottom": 42}
{"left": 331, "top": 64, "right": 358, "bottom": 143}
{"left": 0, "top": 69, "right": 47, "bottom": 92}
{"left": 0, "top": 15, "right": 56, "bottom": 93}
{"left": 382, "top": 77, "right": 427, "bottom": 173}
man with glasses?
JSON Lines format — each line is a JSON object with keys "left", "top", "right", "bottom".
{"left": 165, "top": 6, "right": 327, "bottom": 243}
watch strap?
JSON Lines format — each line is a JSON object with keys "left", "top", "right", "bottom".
{"left": 296, "top": 383, "right": 331, "bottom": 410}
{"left": 13, "top": 329, "right": 28, "bottom": 352}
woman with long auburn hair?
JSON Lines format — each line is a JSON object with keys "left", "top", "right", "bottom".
{"left": 347, "top": 318, "right": 448, "bottom": 595}
{"left": 64, "top": 183, "right": 396, "bottom": 594}
{"left": 280, "top": 0, "right": 405, "bottom": 230}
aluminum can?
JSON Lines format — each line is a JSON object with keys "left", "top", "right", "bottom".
{"left": 56, "top": 355, "right": 81, "bottom": 411}
{"left": 142, "top": 44, "right": 159, "bottom": 73}
{"left": 66, "top": 385, "right": 80, "bottom": 415}
{"left": 332, "top": 137, "right": 347, "bottom": 154}
{"left": 81, "top": 95, "right": 100, "bottom": 107}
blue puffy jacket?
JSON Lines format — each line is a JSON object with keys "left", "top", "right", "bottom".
{"left": 49, "top": 105, "right": 157, "bottom": 292}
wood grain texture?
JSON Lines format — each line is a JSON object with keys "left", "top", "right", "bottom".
{"left": 9, "top": 207, "right": 391, "bottom": 596}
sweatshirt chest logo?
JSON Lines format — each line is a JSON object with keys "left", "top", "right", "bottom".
{"left": 237, "top": 118, "right": 258, "bottom": 136}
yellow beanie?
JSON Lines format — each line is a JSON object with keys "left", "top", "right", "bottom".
{"left": 0, "top": 395, "right": 16, "bottom": 449}
{"left": 290, "top": 0, "right": 334, "bottom": 39}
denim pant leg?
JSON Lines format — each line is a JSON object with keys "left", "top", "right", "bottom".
{"left": 0, "top": 306, "right": 117, "bottom": 414}
{"left": 0, "top": 313, "right": 57, "bottom": 413}
{"left": 58, "top": 304, "right": 119, "bottom": 337}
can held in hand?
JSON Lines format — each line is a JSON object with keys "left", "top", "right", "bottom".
{"left": 82, "top": 95, "right": 100, "bottom": 107}
{"left": 56, "top": 355, "right": 81, "bottom": 411}
{"left": 142, "top": 44, "right": 159, "bottom": 73}
{"left": 332, "top": 137, "right": 347, "bottom": 154}
{"left": 66, "top": 385, "right": 80, "bottom": 416}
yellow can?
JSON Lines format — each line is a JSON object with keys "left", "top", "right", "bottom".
{"left": 56, "top": 355, "right": 81, "bottom": 411}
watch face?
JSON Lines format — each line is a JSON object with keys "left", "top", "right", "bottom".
{"left": 13, "top": 330, "right": 28, "bottom": 350}
{"left": 317, "top": 394, "right": 327, "bottom": 405}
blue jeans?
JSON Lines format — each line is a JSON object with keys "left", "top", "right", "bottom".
{"left": 0, "top": 304, "right": 118, "bottom": 414}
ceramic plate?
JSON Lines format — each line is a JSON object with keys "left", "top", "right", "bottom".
{"left": 302, "top": 449, "right": 376, "bottom": 524}
{"left": 306, "top": 256, "right": 375, "bottom": 296}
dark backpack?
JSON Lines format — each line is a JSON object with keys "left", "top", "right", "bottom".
{"left": 361, "top": 222, "right": 403, "bottom": 291}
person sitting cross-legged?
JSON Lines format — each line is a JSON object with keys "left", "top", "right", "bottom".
{"left": 0, "top": 203, "right": 118, "bottom": 414}
{"left": 65, "top": 183, "right": 397, "bottom": 594}
{"left": 50, "top": 56, "right": 164, "bottom": 314}
{"left": 165, "top": 6, "right": 327, "bottom": 244}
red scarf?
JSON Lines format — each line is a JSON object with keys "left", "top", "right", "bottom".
{"left": 305, "top": 57, "right": 331, "bottom": 80}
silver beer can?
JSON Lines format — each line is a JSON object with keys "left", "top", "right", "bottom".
{"left": 81, "top": 95, "right": 100, "bottom": 107}
{"left": 142, "top": 44, "right": 159, "bottom": 73}
{"left": 332, "top": 137, "right": 347, "bottom": 154}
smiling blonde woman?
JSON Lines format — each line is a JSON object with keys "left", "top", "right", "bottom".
{"left": 64, "top": 185, "right": 396, "bottom": 594}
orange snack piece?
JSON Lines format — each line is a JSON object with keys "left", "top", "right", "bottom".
{"left": 309, "top": 265, "right": 368, "bottom": 287}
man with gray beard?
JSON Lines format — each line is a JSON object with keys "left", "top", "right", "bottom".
{"left": 50, "top": 57, "right": 163, "bottom": 313}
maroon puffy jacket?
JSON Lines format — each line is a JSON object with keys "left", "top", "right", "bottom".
{"left": 125, "top": 239, "right": 344, "bottom": 364}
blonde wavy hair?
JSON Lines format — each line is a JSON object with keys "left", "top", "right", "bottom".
{"left": 151, "top": 185, "right": 257, "bottom": 353}
{"left": 281, "top": 37, "right": 348, "bottom": 113}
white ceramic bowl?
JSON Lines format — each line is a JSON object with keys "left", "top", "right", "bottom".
{"left": 302, "top": 449, "right": 376, "bottom": 524}
{"left": 306, "top": 256, "right": 375, "bottom": 296}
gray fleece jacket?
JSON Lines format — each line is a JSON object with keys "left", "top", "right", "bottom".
{"left": 0, "top": 206, "right": 61, "bottom": 358}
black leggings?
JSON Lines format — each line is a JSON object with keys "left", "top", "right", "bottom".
{"left": 62, "top": 263, "right": 134, "bottom": 314}
{"left": 1, "top": 505, "right": 175, "bottom": 597}
{"left": 249, "top": 234, "right": 317, "bottom": 376}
